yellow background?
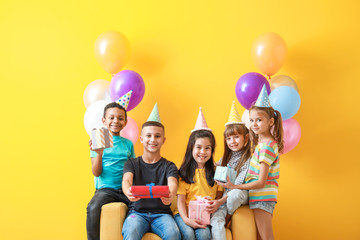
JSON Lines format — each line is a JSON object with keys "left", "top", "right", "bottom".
{"left": 1, "top": 0, "right": 359, "bottom": 239}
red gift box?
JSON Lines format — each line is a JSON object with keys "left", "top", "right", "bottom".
{"left": 131, "top": 184, "right": 169, "bottom": 198}
{"left": 188, "top": 196, "right": 211, "bottom": 225}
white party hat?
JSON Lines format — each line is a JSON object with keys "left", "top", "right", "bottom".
{"left": 115, "top": 90, "right": 132, "bottom": 110}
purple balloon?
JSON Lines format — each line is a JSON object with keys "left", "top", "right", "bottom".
{"left": 109, "top": 70, "right": 145, "bottom": 111}
{"left": 235, "top": 72, "right": 271, "bottom": 109}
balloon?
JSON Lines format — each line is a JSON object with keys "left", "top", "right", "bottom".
{"left": 252, "top": 33, "right": 287, "bottom": 77}
{"left": 110, "top": 70, "right": 145, "bottom": 111}
{"left": 120, "top": 117, "right": 139, "bottom": 145}
{"left": 269, "top": 86, "right": 301, "bottom": 120}
{"left": 241, "top": 109, "right": 250, "bottom": 129}
{"left": 83, "top": 79, "right": 111, "bottom": 108}
{"left": 94, "top": 31, "right": 131, "bottom": 74}
{"left": 84, "top": 100, "right": 110, "bottom": 135}
{"left": 282, "top": 118, "right": 301, "bottom": 154}
{"left": 270, "top": 75, "right": 299, "bottom": 92}
{"left": 235, "top": 72, "right": 271, "bottom": 109}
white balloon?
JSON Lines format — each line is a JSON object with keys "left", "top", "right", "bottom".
{"left": 241, "top": 109, "right": 250, "bottom": 129}
{"left": 84, "top": 100, "right": 111, "bottom": 135}
{"left": 83, "top": 79, "right": 111, "bottom": 108}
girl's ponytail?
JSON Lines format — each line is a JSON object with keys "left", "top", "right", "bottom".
{"left": 272, "top": 109, "right": 284, "bottom": 153}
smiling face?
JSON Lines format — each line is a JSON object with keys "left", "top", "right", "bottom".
{"left": 192, "top": 137, "right": 212, "bottom": 169}
{"left": 249, "top": 109, "right": 274, "bottom": 137}
{"left": 102, "top": 107, "right": 127, "bottom": 136}
{"left": 140, "top": 126, "right": 166, "bottom": 154}
{"left": 226, "top": 133, "right": 248, "bottom": 152}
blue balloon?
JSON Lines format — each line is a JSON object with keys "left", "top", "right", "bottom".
{"left": 269, "top": 86, "right": 300, "bottom": 120}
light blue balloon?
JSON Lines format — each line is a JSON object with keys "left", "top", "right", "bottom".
{"left": 269, "top": 86, "right": 301, "bottom": 120}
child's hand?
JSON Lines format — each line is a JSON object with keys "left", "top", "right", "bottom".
{"left": 185, "top": 218, "right": 207, "bottom": 229}
{"left": 206, "top": 200, "right": 221, "bottom": 213}
{"left": 216, "top": 176, "right": 235, "bottom": 189}
{"left": 89, "top": 139, "right": 104, "bottom": 155}
{"left": 126, "top": 187, "right": 141, "bottom": 202}
{"left": 160, "top": 191, "right": 175, "bottom": 205}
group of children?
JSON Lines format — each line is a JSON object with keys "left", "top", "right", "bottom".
{"left": 86, "top": 85, "right": 284, "bottom": 240}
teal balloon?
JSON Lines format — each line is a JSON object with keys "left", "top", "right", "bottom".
{"left": 269, "top": 86, "right": 300, "bottom": 120}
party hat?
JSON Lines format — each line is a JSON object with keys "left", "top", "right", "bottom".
{"left": 254, "top": 85, "right": 271, "bottom": 108}
{"left": 147, "top": 102, "right": 161, "bottom": 123}
{"left": 191, "top": 107, "right": 212, "bottom": 133}
{"left": 115, "top": 90, "right": 132, "bottom": 110}
{"left": 225, "top": 101, "right": 244, "bottom": 126}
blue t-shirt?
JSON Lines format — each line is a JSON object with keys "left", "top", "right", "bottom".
{"left": 90, "top": 136, "right": 135, "bottom": 189}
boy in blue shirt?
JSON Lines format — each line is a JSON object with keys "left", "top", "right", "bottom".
{"left": 87, "top": 101, "right": 135, "bottom": 240}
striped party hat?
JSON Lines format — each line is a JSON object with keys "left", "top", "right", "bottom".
{"left": 225, "top": 101, "right": 244, "bottom": 126}
{"left": 191, "top": 107, "right": 212, "bottom": 133}
{"left": 147, "top": 102, "right": 161, "bottom": 123}
{"left": 254, "top": 85, "right": 271, "bottom": 108}
{"left": 115, "top": 90, "right": 132, "bottom": 110}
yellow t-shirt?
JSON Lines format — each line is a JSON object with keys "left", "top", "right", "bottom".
{"left": 173, "top": 168, "right": 223, "bottom": 215}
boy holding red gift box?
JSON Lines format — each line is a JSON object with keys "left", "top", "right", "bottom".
{"left": 122, "top": 103, "right": 181, "bottom": 240}
{"left": 87, "top": 91, "right": 135, "bottom": 240}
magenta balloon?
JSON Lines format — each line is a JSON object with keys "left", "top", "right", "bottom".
{"left": 109, "top": 70, "right": 145, "bottom": 111}
{"left": 235, "top": 72, "right": 271, "bottom": 109}
{"left": 282, "top": 118, "right": 301, "bottom": 154}
{"left": 120, "top": 117, "right": 139, "bottom": 145}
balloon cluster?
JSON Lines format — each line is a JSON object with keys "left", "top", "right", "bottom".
{"left": 83, "top": 31, "right": 145, "bottom": 145}
{"left": 236, "top": 33, "right": 301, "bottom": 154}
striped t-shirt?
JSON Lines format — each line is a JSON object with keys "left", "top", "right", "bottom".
{"left": 245, "top": 140, "right": 279, "bottom": 202}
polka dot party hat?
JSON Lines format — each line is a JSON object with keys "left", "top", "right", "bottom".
{"left": 115, "top": 90, "right": 132, "bottom": 110}
{"left": 191, "top": 107, "right": 212, "bottom": 133}
{"left": 255, "top": 84, "right": 271, "bottom": 108}
{"left": 147, "top": 102, "right": 161, "bottom": 123}
{"left": 225, "top": 101, "right": 244, "bottom": 126}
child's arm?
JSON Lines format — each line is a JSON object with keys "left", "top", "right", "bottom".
{"left": 160, "top": 176, "right": 178, "bottom": 205}
{"left": 89, "top": 139, "right": 103, "bottom": 177}
{"left": 206, "top": 191, "right": 226, "bottom": 213}
{"left": 122, "top": 172, "right": 140, "bottom": 202}
{"left": 177, "top": 194, "right": 206, "bottom": 229}
{"left": 217, "top": 162, "right": 270, "bottom": 190}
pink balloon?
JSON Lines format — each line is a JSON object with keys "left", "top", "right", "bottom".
{"left": 282, "top": 118, "right": 301, "bottom": 154}
{"left": 120, "top": 117, "right": 139, "bottom": 145}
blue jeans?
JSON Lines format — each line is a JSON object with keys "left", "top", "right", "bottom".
{"left": 174, "top": 214, "right": 211, "bottom": 240}
{"left": 122, "top": 210, "right": 181, "bottom": 240}
{"left": 86, "top": 188, "right": 129, "bottom": 240}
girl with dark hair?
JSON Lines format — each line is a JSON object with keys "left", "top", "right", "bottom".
{"left": 173, "top": 108, "right": 223, "bottom": 240}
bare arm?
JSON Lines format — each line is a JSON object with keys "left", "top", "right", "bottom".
{"left": 160, "top": 176, "right": 178, "bottom": 205}
{"left": 89, "top": 139, "right": 103, "bottom": 177}
{"left": 122, "top": 172, "right": 140, "bottom": 202}
{"left": 206, "top": 190, "right": 226, "bottom": 213}
{"left": 217, "top": 162, "right": 270, "bottom": 190}
{"left": 177, "top": 194, "right": 206, "bottom": 229}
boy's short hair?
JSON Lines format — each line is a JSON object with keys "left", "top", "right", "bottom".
{"left": 141, "top": 121, "right": 165, "bottom": 134}
{"left": 103, "top": 102, "right": 127, "bottom": 120}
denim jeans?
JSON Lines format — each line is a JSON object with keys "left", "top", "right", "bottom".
{"left": 210, "top": 189, "right": 248, "bottom": 240}
{"left": 86, "top": 188, "right": 129, "bottom": 240}
{"left": 174, "top": 213, "right": 211, "bottom": 240}
{"left": 122, "top": 210, "right": 181, "bottom": 240}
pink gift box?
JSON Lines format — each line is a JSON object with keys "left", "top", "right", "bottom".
{"left": 188, "top": 196, "right": 210, "bottom": 225}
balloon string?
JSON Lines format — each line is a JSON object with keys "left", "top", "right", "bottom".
{"left": 268, "top": 75, "right": 271, "bottom": 80}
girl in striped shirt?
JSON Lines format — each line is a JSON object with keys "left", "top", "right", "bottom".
{"left": 236, "top": 104, "right": 283, "bottom": 240}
